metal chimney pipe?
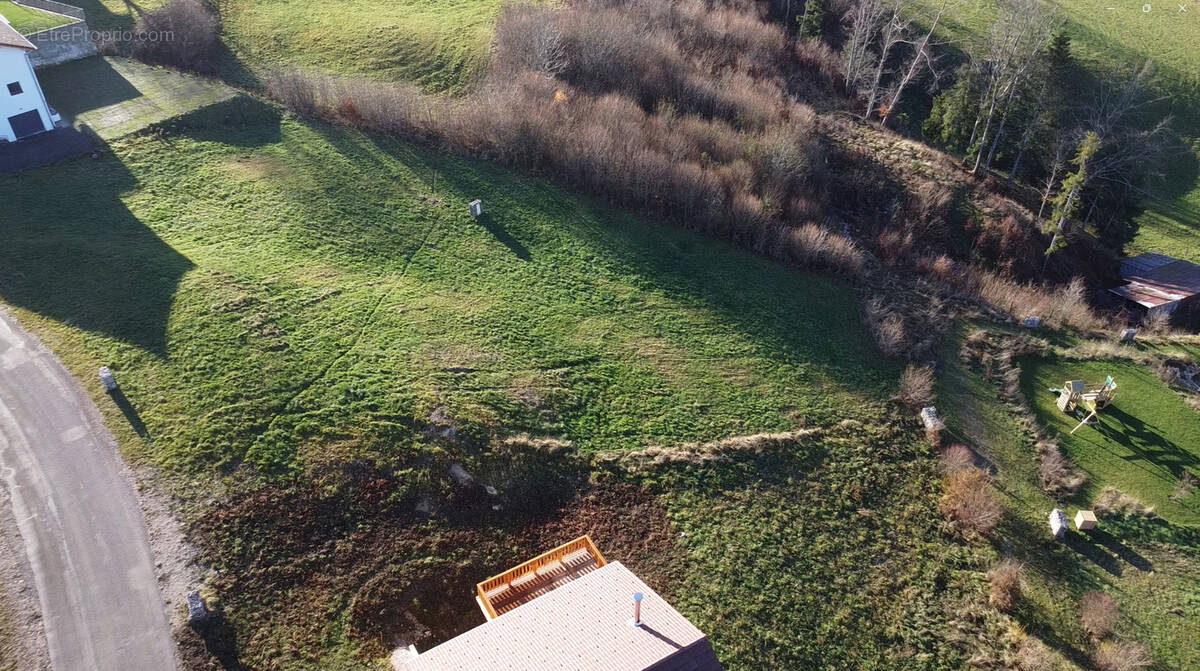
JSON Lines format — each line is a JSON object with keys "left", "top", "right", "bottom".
{"left": 632, "top": 592, "right": 644, "bottom": 627}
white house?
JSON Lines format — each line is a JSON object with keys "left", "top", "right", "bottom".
{"left": 0, "top": 15, "right": 59, "bottom": 142}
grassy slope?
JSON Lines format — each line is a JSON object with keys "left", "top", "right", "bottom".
{"left": 938, "top": 328, "right": 1200, "bottom": 670}
{"left": 64, "top": 0, "right": 502, "bottom": 94}
{"left": 0, "top": 0, "right": 73, "bottom": 33}
{"left": 0, "top": 106, "right": 997, "bottom": 669}
{"left": 1021, "top": 357, "right": 1200, "bottom": 524}
{"left": 916, "top": 0, "right": 1200, "bottom": 263}
{"left": 1, "top": 112, "right": 894, "bottom": 477}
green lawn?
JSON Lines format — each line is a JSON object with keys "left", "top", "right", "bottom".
{"left": 0, "top": 100, "right": 894, "bottom": 475}
{"left": 939, "top": 329, "right": 1200, "bottom": 670}
{"left": 0, "top": 0, "right": 74, "bottom": 34}
{"left": 1021, "top": 357, "right": 1200, "bottom": 524}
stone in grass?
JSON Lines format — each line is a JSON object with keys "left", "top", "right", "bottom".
{"left": 920, "top": 406, "right": 943, "bottom": 431}
{"left": 1120, "top": 328, "right": 1137, "bottom": 342}
{"left": 186, "top": 589, "right": 209, "bottom": 626}
{"left": 1023, "top": 316, "right": 1041, "bottom": 329}
{"left": 98, "top": 366, "right": 118, "bottom": 392}
{"left": 1048, "top": 508, "right": 1068, "bottom": 540}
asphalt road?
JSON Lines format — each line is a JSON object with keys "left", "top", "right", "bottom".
{"left": 0, "top": 310, "right": 176, "bottom": 671}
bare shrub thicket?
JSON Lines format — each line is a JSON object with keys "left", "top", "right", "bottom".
{"left": 987, "top": 558, "right": 1024, "bottom": 612}
{"left": 132, "top": 0, "right": 220, "bottom": 73}
{"left": 265, "top": 0, "right": 879, "bottom": 286}
{"left": 1141, "top": 309, "right": 1171, "bottom": 335}
{"left": 1080, "top": 591, "right": 1119, "bottom": 640}
{"left": 1093, "top": 488, "right": 1156, "bottom": 518}
{"left": 897, "top": 364, "right": 935, "bottom": 407}
{"left": 941, "top": 467, "right": 1003, "bottom": 535}
{"left": 1037, "top": 440, "right": 1086, "bottom": 495}
{"left": 1093, "top": 641, "right": 1153, "bottom": 671}
{"left": 965, "top": 271, "right": 1102, "bottom": 331}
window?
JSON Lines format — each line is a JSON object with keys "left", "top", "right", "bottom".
{"left": 6, "top": 82, "right": 22, "bottom": 96}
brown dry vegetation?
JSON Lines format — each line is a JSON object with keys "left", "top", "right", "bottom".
{"left": 1080, "top": 591, "right": 1119, "bottom": 640}
{"left": 940, "top": 467, "right": 1003, "bottom": 535}
{"left": 986, "top": 558, "right": 1024, "bottom": 612}
{"left": 898, "top": 364, "right": 936, "bottom": 408}
{"left": 264, "top": 0, "right": 1111, "bottom": 353}
{"left": 1093, "top": 641, "right": 1153, "bottom": 671}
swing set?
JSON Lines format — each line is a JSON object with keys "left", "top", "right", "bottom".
{"left": 1052, "top": 376, "right": 1117, "bottom": 434}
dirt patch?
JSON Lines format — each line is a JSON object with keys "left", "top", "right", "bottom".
{"left": 190, "top": 477, "right": 683, "bottom": 668}
{"left": 218, "top": 155, "right": 291, "bottom": 182}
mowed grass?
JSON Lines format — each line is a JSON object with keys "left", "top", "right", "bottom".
{"left": 938, "top": 329, "right": 1200, "bottom": 670}
{"left": 1021, "top": 357, "right": 1200, "bottom": 524}
{"left": 219, "top": 0, "right": 505, "bottom": 92}
{"left": 0, "top": 0, "right": 74, "bottom": 33}
{"left": 913, "top": 0, "right": 1200, "bottom": 263}
{"left": 0, "top": 102, "right": 895, "bottom": 478}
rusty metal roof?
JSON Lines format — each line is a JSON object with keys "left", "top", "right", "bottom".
{"left": 0, "top": 18, "right": 36, "bottom": 50}
{"left": 403, "top": 561, "right": 723, "bottom": 671}
{"left": 1109, "top": 254, "right": 1200, "bottom": 309}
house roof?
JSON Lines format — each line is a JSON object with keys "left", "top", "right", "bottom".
{"left": 0, "top": 17, "right": 37, "bottom": 50}
{"left": 402, "top": 562, "right": 723, "bottom": 671}
{"left": 1109, "top": 254, "right": 1200, "bottom": 309}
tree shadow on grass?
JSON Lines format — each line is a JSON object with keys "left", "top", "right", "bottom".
{"left": 422, "top": 143, "right": 896, "bottom": 394}
{"left": 0, "top": 145, "right": 192, "bottom": 356}
{"left": 1096, "top": 406, "right": 1200, "bottom": 479}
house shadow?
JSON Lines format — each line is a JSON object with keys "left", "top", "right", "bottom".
{"left": 0, "top": 142, "right": 192, "bottom": 356}
{"left": 37, "top": 57, "right": 144, "bottom": 122}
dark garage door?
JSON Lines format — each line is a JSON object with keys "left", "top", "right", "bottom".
{"left": 8, "top": 110, "right": 46, "bottom": 140}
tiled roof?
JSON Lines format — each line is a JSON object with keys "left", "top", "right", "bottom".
{"left": 1110, "top": 254, "right": 1200, "bottom": 308}
{"left": 403, "top": 562, "right": 723, "bottom": 671}
{"left": 0, "top": 18, "right": 36, "bottom": 50}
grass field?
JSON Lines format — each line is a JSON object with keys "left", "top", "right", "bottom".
{"left": 0, "top": 0, "right": 74, "bottom": 34}
{"left": 0, "top": 102, "right": 999, "bottom": 669}
{"left": 939, "top": 329, "right": 1200, "bottom": 670}
{"left": 0, "top": 101, "right": 895, "bottom": 475}
{"left": 64, "top": 0, "right": 502, "bottom": 94}
{"left": 1021, "top": 357, "right": 1200, "bottom": 524}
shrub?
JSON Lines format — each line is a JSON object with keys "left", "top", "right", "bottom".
{"left": 1037, "top": 441, "right": 1086, "bottom": 495}
{"left": 1014, "top": 638, "right": 1057, "bottom": 671}
{"left": 1080, "top": 591, "right": 1119, "bottom": 639}
{"left": 939, "top": 444, "right": 975, "bottom": 474}
{"left": 1093, "top": 488, "right": 1156, "bottom": 518}
{"left": 1141, "top": 309, "right": 1171, "bottom": 335}
{"left": 132, "top": 0, "right": 220, "bottom": 73}
{"left": 1092, "top": 641, "right": 1152, "bottom": 671}
{"left": 897, "top": 364, "right": 935, "bottom": 407}
{"left": 940, "top": 467, "right": 1003, "bottom": 535}
{"left": 987, "top": 558, "right": 1024, "bottom": 612}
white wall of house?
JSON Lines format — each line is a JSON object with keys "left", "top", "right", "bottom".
{"left": 0, "top": 43, "right": 55, "bottom": 142}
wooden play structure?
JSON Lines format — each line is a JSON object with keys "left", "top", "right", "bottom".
{"left": 1053, "top": 376, "right": 1117, "bottom": 434}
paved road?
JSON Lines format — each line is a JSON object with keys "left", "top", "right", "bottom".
{"left": 0, "top": 310, "right": 176, "bottom": 671}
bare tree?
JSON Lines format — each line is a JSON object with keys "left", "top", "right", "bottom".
{"left": 843, "top": 0, "right": 886, "bottom": 96}
{"left": 968, "top": 0, "right": 1058, "bottom": 176}
{"left": 862, "top": 6, "right": 910, "bottom": 120}
{"left": 879, "top": 0, "right": 951, "bottom": 127}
